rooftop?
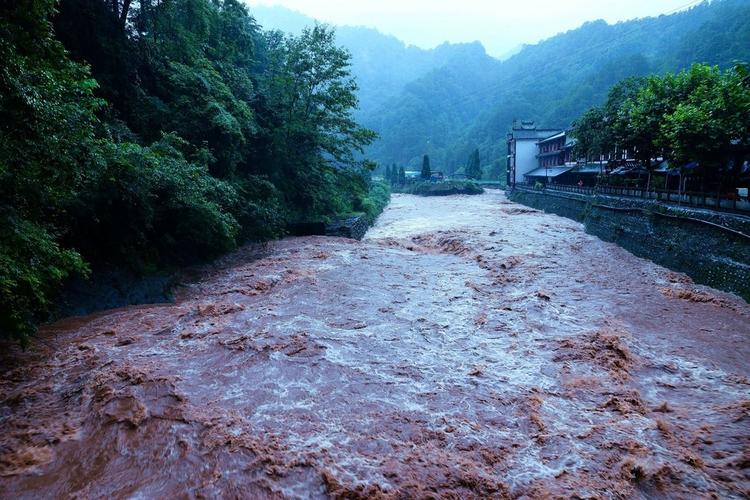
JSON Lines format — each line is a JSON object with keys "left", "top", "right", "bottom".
{"left": 572, "top": 163, "right": 606, "bottom": 174}
{"left": 524, "top": 166, "right": 573, "bottom": 178}
{"left": 510, "top": 128, "right": 563, "bottom": 141}
{"left": 538, "top": 131, "right": 566, "bottom": 144}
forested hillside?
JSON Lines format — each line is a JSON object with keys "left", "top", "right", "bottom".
{"left": 252, "top": 1, "right": 750, "bottom": 175}
{"left": 368, "top": 0, "right": 750, "bottom": 172}
{"left": 0, "top": 0, "right": 383, "bottom": 342}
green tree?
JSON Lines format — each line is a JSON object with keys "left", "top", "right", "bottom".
{"left": 385, "top": 164, "right": 392, "bottom": 182}
{"left": 466, "top": 149, "right": 482, "bottom": 180}
{"left": 0, "top": 0, "right": 101, "bottom": 342}
{"left": 571, "top": 63, "right": 750, "bottom": 191}
{"left": 398, "top": 166, "right": 406, "bottom": 185}
{"left": 421, "top": 155, "right": 431, "bottom": 180}
{"left": 571, "top": 107, "right": 607, "bottom": 161}
{"left": 660, "top": 64, "right": 750, "bottom": 174}
{"left": 572, "top": 77, "right": 646, "bottom": 162}
{"left": 262, "top": 25, "right": 377, "bottom": 218}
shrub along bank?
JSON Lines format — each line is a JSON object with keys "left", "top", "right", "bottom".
{"left": 396, "top": 181, "right": 485, "bottom": 197}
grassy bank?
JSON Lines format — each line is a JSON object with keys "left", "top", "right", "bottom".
{"left": 360, "top": 181, "right": 391, "bottom": 224}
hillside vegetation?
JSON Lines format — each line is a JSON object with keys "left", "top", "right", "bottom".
{"left": 0, "top": 0, "right": 380, "bottom": 343}
{"left": 252, "top": 1, "right": 750, "bottom": 177}
{"left": 366, "top": 0, "right": 750, "bottom": 172}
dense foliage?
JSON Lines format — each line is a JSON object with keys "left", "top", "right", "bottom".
{"left": 0, "top": 0, "right": 380, "bottom": 343}
{"left": 359, "top": 181, "right": 391, "bottom": 225}
{"left": 571, "top": 64, "right": 750, "bottom": 187}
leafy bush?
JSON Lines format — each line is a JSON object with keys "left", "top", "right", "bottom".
{"left": 67, "top": 134, "right": 241, "bottom": 269}
{"left": 0, "top": 218, "right": 88, "bottom": 344}
{"left": 231, "top": 176, "right": 287, "bottom": 243}
{"left": 358, "top": 181, "right": 391, "bottom": 224}
{"left": 403, "top": 181, "right": 484, "bottom": 197}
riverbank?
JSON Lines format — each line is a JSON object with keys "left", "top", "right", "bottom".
{"left": 1, "top": 191, "right": 747, "bottom": 497}
{"left": 54, "top": 183, "right": 391, "bottom": 324}
{"left": 508, "top": 186, "right": 750, "bottom": 302}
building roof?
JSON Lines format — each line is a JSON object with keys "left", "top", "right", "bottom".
{"left": 653, "top": 160, "right": 670, "bottom": 173}
{"left": 538, "top": 131, "right": 566, "bottom": 144}
{"left": 572, "top": 163, "right": 606, "bottom": 174}
{"left": 611, "top": 162, "right": 648, "bottom": 176}
{"left": 524, "top": 166, "right": 574, "bottom": 178}
{"left": 510, "top": 128, "right": 563, "bottom": 141}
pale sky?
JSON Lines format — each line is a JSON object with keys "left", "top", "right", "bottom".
{"left": 245, "top": 0, "right": 703, "bottom": 57}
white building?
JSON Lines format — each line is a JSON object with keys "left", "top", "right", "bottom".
{"left": 506, "top": 121, "right": 563, "bottom": 186}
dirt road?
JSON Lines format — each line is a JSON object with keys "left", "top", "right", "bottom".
{"left": 1, "top": 191, "right": 748, "bottom": 498}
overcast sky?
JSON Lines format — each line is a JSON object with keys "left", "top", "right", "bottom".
{"left": 245, "top": 0, "right": 702, "bottom": 57}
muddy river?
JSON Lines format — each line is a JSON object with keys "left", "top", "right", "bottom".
{"left": 1, "top": 191, "right": 748, "bottom": 498}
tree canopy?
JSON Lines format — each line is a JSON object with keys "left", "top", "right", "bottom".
{"left": 0, "top": 0, "right": 380, "bottom": 344}
{"left": 421, "top": 155, "right": 431, "bottom": 180}
{"left": 571, "top": 63, "right": 750, "bottom": 183}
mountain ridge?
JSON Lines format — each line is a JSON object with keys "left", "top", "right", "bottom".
{"left": 365, "top": 0, "right": 750, "bottom": 171}
{"left": 248, "top": 5, "right": 497, "bottom": 118}
{"left": 248, "top": 2, "right": 750, "bottom": 173}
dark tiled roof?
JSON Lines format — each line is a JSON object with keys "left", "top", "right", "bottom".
{"left": 524, "top": 166, "right": 574, "bottom": 178}
{"left": 572, "top": 163, "right": 606, "bottom": 174}
{"left": 510, "top": 129, "right": 563, "bottom": 140}
{"left": 538, "top": 131, "right": 566, "bottom": 143}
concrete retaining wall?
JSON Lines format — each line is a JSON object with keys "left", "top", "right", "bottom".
{"left": 508, "top": 187, "right": 750, "bottom": 302}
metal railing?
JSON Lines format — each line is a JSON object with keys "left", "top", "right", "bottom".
{"left": 520, "top": 183, "right": 750, "bottom": 214}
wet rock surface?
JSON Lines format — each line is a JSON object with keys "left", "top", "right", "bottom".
{"left": 1, "top": 191, "right": 749, "bottom": 498}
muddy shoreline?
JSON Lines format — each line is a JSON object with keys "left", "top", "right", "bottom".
{"left": 1, "top": 191, "right": 748, "bottom": 498}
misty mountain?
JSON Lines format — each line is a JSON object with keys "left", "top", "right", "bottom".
{"left": 250, "top": 1, "right": 750, "bottom": 173}
{"left": 248, "top": 5, "right": 495, "bottom": 117}
{"left": 365, "top": 0, "right": 750, "bottom": 172}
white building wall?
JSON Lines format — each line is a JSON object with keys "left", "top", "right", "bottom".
{"left": 514, "top": 139, "right": 538, "bottom": 184}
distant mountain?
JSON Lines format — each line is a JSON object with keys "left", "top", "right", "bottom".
{"left": 247, "top": 5, "right": 495, "bottom": 117}
{"left": 366, "top": 0, "right": 750, "bottom": 171}
{"left": 497, "top": 44, "right": 523, "bottom": 61}
{"left": 249, "top": 1, "right": 750, "bottom": 173}
{"left": 248, "top": 5, "right": 312, "bottom": 35}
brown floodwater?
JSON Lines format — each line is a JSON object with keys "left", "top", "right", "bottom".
{"left": 1, "top": 191, "right": 748, "bottom": 498}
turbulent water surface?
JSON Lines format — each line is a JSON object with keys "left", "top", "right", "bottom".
{"left": 1, "top": 191, "right": 748, "bottom": 498}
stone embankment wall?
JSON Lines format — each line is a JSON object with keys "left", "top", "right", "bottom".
{"left": 325, "top": 215, "right": 370, "bottom": 240}
{"left": 288, "top": 216, "right": 370, "bottom": 240}
{"left": 508, "top": 187, "right": 750, "bottom": 302}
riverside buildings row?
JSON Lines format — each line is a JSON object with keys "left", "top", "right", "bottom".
{"left": 506, "top": 120, "right": 610, "bottom": 187}
{"left": 506, "top": 120, "right": 750, "bottom": 202}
